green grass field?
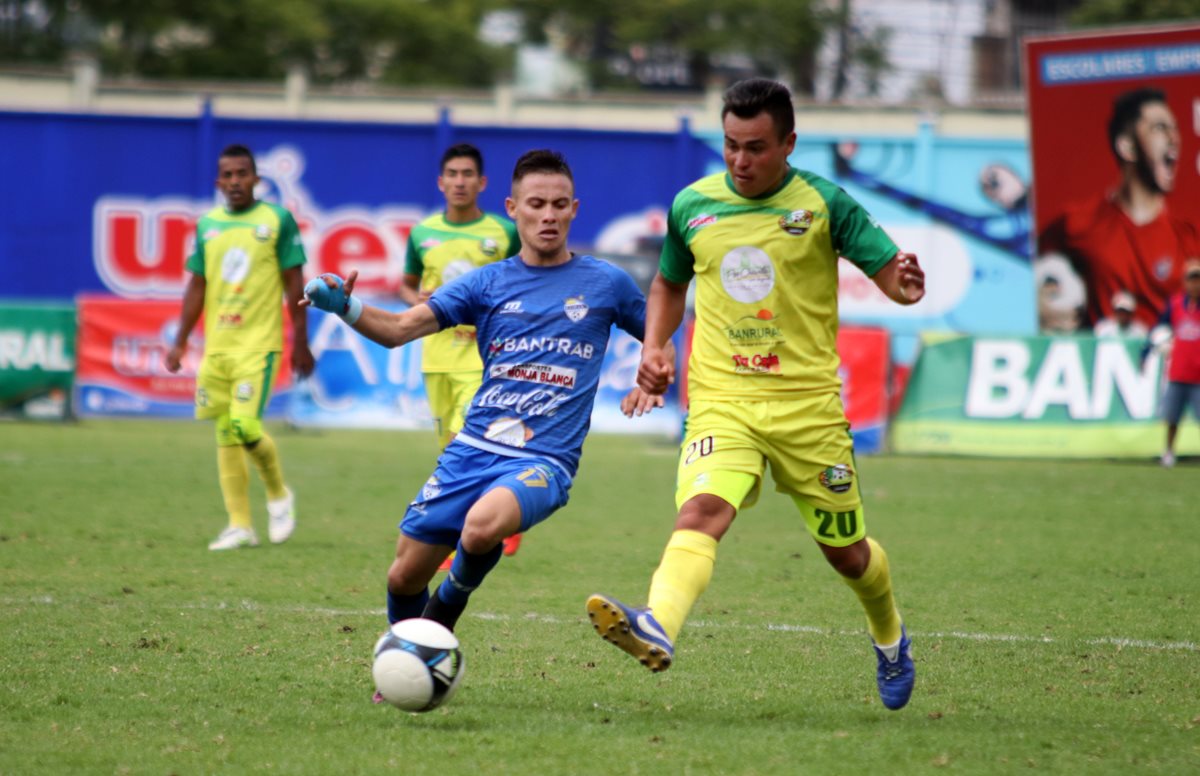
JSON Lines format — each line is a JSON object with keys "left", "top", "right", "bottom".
{"left": 2, "top": 419, "right": 1198, "bottom": 774}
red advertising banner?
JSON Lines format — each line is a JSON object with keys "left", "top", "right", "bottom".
{"left": 75, "top": 295, "right": 292, "bottom": 417}
{"left": 1025, "top": 24, "right": 1200, "bottom": 335}
{"left": 837, "top": 326, "right": 890, "bottom": 453}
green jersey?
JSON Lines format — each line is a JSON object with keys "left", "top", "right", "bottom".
{"left": 661, "top": 168, "right": 897, "bottom": 400}
{"left": 186, "top": 201, "right": 306, "bottom": 354}
{"left": 405, "top": 211, "right": 520, "bottom": 373}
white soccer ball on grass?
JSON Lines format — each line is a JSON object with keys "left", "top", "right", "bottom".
{"left": 372, "top": 618, "right": 465, "bottom": 712}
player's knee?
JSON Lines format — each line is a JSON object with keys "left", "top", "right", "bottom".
{"left": 676, "top": 493, "right": 736, "bottom": 538}
{"left": 459, "top": 519, "right": 504, "bottom": 554}
{"left": 387, "top": 562, "right": 427, "bottom": 596}
{"left": 214, "top": 415, "right": 238, "bottom": 447}
{"left": 230, "top": 417, "right": 263, "bottom": 446}
{"left": 820, "top": 538, "right": 870, "bottom": 578}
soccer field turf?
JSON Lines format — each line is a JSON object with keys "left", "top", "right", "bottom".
{"left": 2, "top": 419, "right": 1198, "bottom": 774}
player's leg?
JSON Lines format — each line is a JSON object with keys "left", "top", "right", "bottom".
{"left": 588, "top": 400, "right": 762, "bottom": 671}
{"left": 231, "top": 352, "right": 295, "bottom": 542}
{"left": 197, "top": 354, "right": 256, "bottom": 550}
{"left": 1160, "top": 381, "right": 1191, "bottom": 467}
{"left": 425, "top": 372, "right": 462, "bottom": 570}
{"left": 772, "top": 394, "right": 912, "bottom": 709}
{"left": 426, "top": 459, "right": 569, "bottom": 631}
{"left": 386, "top": 533, "right": 452, "bottom": 623}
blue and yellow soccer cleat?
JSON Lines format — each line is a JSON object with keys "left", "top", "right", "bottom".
{"left": 586, "top": 594, "right": 674, "bottom": 673}
{"left": 872, "top": 625, "right": 915, "bottom": 710}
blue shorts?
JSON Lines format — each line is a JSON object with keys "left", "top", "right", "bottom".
{"left": 1162, "top": 381, "right": 1200, "bottom": 425}
{"left": 399, "top": 443, "right": 571, "bottom": 546}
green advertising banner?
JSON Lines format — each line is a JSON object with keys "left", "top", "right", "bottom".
{"left": 892, "top": 334, "right": 1200, "bottom": 458}
{"left": 0, "top": 302, "right": 76, "bottom": 420}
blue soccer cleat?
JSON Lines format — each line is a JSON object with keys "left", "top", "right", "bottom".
{"left": 872, "top": 625, "right": 915, "bottom": 710}
{"left": 586, "top": 594, "right": 674, "bottom": 673}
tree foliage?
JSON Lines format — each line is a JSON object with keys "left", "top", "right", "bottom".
{"left": 1070, "top": 0, "right": 1200, "bottom": 27}
{"left": 0, "top": 0, "right": 507, "bottom": 86}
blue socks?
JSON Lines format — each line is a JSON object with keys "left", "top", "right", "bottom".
{"left": 437, "top": 543, "right": 504, "bottom": 607}
{"left": 387, "top": 587, "right": 429, "bottom": 624}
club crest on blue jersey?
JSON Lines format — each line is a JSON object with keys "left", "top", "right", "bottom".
{"left": 818, "top": 463, "right": 854, "bottom": 493}
{"left": 564, "top": 296, "right": 589, "bottom": 322}
{"left": 779, "top": 210, "right": 813, "bottom": 236}
{"left": 421, "top": 475, "right": 442, "bottom": 501}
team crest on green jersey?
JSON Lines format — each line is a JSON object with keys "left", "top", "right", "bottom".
{"left": 253, "top": 224, "right": 273, "bottom": 242}
{"left": 818, "top": 463, "right": 854, "bottom": 493}
{"left": 480, "top": 238, "right": 499, "bottom": 257}
{"left": 564, "top": 296, "right": 589, "bottom": 322}
{"left": 779, "top": 210, "right": 813, "bottom": 235}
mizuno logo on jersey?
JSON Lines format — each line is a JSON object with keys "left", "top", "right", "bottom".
{"left": 500, "top": 301, "right": 523, "bottom": 314}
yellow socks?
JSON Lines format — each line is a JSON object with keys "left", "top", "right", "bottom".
{"left": 647, "top": 529, "right": 719, "bottom": 641}
{"left": 244, "top": 432, "right": 287, "bottom": 501}
{"left": 216, "top": 444, "right": 251, "bottom": 529}
{"left": 841, "top": 537, "right": 903, "bottom": 645}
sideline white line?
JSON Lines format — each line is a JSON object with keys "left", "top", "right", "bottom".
{"left": 7, "top": 596, "right": 1197, "bottom": 652}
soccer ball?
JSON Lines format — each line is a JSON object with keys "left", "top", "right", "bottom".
{"left": 372, "top": 618, "right": 465, "bottom": 712}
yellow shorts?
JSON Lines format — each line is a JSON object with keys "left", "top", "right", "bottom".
{"left": 194, "top": 351, "right": 279, "bottom": 422}
{"left": 675, "top": 395, "right": 866, "bottom": 547}
{"left": 424, "top": 371, "right": 483, "bottom": 448}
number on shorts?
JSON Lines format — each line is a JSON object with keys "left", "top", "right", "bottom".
{"left": 815, "top": 508, "right": 858, "bottom": 539}
{"left": 684, "top": 436, "right": 715, "bottom": 465}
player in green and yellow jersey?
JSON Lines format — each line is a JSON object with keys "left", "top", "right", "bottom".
{"left": 398, "top": 144, "right": 525, "bottom": 562}
{"left": 165, "top": 144, "right": 314, "bottom": 551}
{"left": 587, "top": 79, "right": 926, "bottom": 710}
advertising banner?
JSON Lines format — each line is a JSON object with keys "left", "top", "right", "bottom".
{"left": 0, "top": 302, "right": 75, "bottom": 420}
{"left": 288, "top": 304, "right": 684, "bottom": 436}
{"left": 1025, "top": 25, "right": 1200, "bottom": 334}
{"left": 891, "top": 334, "right": 1199, "bottom": 458}
{"left": 75, "top": 296, "right": 294, "bottom": 418}
{"left": 838, "top": 326, "right": 891, "bottom": 454}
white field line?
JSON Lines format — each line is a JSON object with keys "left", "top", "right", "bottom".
{"left": 7, "top": 596, "right": 1198, "bottom": 653}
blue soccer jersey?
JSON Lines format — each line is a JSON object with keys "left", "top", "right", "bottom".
{"left": 426, "top": 253, "right": 646, "bottom": 478}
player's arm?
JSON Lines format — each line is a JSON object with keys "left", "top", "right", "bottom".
{"left": 282, "top": 266, "right": 314, "bottom": 377}
{"left": 395, "top": 274, "right": 423, "bottom": 307}
{"left": 871, "top": 251, "right": 926, "bottom": 306}
{"left": 303, "top": 271, "right": 440, "bottom": 348}
{"left": 638, "top": 272, "right": 688, "bottom": 395}
{"left": 165, "top": 272, "right": 206, "bottom": 373}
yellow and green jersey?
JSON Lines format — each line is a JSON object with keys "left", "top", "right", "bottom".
{"left": 661, "top": 167, "right": 897, "bottom": 401}
{"left": 405, "top": 211, "right": 520, "bottom": 373}
{"left": 186, "top": 201, "right": 306, "bottom": 355}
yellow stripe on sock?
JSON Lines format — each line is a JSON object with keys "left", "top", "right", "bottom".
{"left": 245, "top": 431, "right": 286, "bottom": 501}
{"left": 841, "top": 537, "right": 902, "bottom": 645}
{"left": 217, "top": 444, "right": 252, "bottom": 530}
{"left": 647, "top": 529, "right": 718, "bottom": 642}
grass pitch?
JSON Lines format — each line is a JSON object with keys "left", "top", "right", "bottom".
{"left": 2, "top": 419, "right": 1198, "bottom": 774}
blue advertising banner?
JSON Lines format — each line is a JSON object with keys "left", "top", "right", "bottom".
{"left": 1, "top": 107, "right": 717, "bottom": 303}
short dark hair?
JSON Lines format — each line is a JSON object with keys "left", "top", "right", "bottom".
{"left": 511, "top": 149, "right": 573, "bottom": 184}
{"left": 722, "top": 78, "right": 795, "bottom": 140}
{"left": 441, "top": 143, "right": 484, "bottom": 175}
{"left": 219, "top": 143, "right": 256, "bottom": 173}
{"left": 1108, "top": 87, "right": 1167, "bottom": 161}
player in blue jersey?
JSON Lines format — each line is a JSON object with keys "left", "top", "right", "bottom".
{"left": 303, "top": 149, "right": 665, "bottom": 644}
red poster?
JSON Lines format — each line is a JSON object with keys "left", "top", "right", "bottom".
{"left": 837, "top": 326, "right": 890, "bottom": 452}
{"left": 75, "top": 295, "right": 292, "bottom": 417}
{"left": 1025, "top": 25, "right": 1200, "bottom": 334}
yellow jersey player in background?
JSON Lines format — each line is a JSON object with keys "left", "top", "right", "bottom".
{"left": 587, "top": 78, "right": 926, "bottom": 711}
{"left": 165, "top": 143, "right": 314, "bottom": 551}
{"left": 398, "top": 144, "right": 524, "bottom": 563}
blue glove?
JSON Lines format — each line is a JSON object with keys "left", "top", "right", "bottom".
{"left": 304, "top": 274, "right": 350, "bottom": 314}
{"left": 304, "top": 274, "right": 364, "bottom": 324}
